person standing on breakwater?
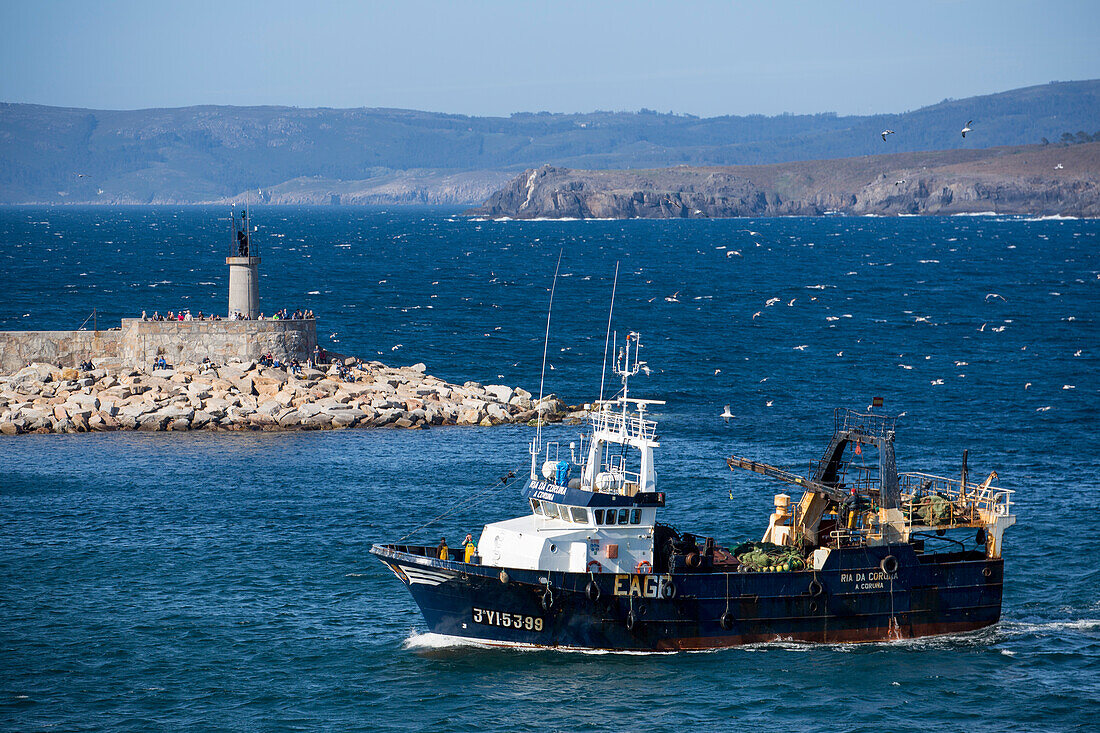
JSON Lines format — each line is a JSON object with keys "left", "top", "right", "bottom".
{"left": 236, "top": 211, "right": 250, "bottom": 256}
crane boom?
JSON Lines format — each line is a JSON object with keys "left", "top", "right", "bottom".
{"left": 727, "top": 455, "right": 847, "bottom": 502}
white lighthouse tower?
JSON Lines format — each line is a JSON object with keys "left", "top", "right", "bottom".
{"left": 226, "top": 209, "right": 260, "bottom": 319}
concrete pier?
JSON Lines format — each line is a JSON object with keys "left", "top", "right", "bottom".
{"left": 0, "top": 318, "right": 316, "bottom": 373}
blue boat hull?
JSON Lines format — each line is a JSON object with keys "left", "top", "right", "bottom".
{"left": 372, "top": 544, "right": 1003, "bottom": 650}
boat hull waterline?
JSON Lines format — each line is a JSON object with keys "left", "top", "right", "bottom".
{"left": 373, "top": 544, "right": 1003, "bottom": 651}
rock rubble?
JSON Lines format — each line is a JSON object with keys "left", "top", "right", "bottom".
{"left": 0, "top": 359, "right": 568, "bottom": 435}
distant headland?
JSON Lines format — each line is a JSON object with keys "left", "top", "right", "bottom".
{"left": 467, "top": 142, "right": 1100, "bottom": 220}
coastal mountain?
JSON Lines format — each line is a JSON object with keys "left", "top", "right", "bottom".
{"left": 1, "top": 80, "right": 1098, "bottom": 205}
{"left": 469, "top": 143, "right": 1100, "bottom": 219}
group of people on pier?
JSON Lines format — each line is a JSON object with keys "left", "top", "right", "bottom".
{"left": 140, "top": 308, "right": 315, "bottom": 322}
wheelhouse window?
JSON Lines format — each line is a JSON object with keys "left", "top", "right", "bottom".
{"left": 542, "top": 503, "right": 559, "bottom": 519}
{"left": 605, "top": 510, "right": 616, "bottom": 525}
{"left": 594, "top": 509, "right": 605, "bottom": 524}
{"left": 618, "top": 508, "right": 629, "bottom": 524}
{"left": 530, "top": 499, "right": 542, "bottom": 515}
{"left": 630, "top": 509, "right": 641, "bottom": 524}
{"left": 570, "top": 507, "right": 588, "bottom": 524}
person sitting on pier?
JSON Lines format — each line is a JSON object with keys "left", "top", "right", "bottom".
{"left": 437, "top": 538, "right": 449, "bottom": 561}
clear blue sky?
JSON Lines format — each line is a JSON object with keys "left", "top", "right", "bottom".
{"left": 2, "top": 0, "right": 1097, "bottom": 117}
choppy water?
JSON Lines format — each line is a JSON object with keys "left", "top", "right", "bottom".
{"left": 1, "top": 207, "right": 1098, "bottom": 731}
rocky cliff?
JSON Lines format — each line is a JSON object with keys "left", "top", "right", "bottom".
{"left": 469, "top": 143, "right": 1100, "bottom": 219}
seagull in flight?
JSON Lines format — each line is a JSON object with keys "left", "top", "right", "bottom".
{"left": 985, "top": 293, "right": 1007, "bottom": 302}
{"left": 721, "top": 405, "right": 734, "bottom": 422}
{"left": 881, "top": 130, "right": 895, "bottom": 142}
{"left": 664, "top": 290, "right": 681, "bottom": 303}
{"left": 961, "top": 120, "right": 973, "bottom": 138}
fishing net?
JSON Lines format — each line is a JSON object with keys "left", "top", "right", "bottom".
{"left": 732, "top": 541, "right": 807, "bottom": 572}
{"left": 903, "top": 493, "right": 954, "bottom": 525}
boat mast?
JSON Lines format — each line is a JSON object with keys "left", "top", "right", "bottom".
{"left": 531, "top": 251, "right": 563, "bottom": 480}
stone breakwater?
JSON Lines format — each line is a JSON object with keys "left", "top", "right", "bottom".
{"left": 0, "top": 359, "right": 568, "bottom": 435}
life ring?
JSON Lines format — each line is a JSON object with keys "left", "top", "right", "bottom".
{"left": 808, "top": 579, "right": 824, "bottom": 597}
{"left": 626, "top": 610, "right": 638, "bottom": 631}
{"left": 982, "top": 566, "right": 993, "bottom": 578}
{"left": 880, "top": 555, "right": 899, "bottom": 574}
{"left": 587, "top": 560, "right": 603, "bottom": 573}
{"left": 540, "top": 588, "right": 553, "bottom": 611}
{"left": 585, "top": 580, "right": 601, "bottom": 602}
{"left": 686, "top": 552, "right": 702, "bottom": 569}
{"left": 636, "top": 560, "right": 653, "bottom": 575}
{"left": 719, "top": 611, "right": 734, "bottom": 630}
{"left": 660, "top": 578, "right": 676, "bottom": 599}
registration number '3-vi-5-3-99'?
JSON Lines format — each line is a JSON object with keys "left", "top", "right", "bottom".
{"left": 472, "top": 608, "right": 544, "bottom": 631}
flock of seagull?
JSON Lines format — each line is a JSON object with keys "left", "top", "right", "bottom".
{"left": 881, "top": 120, "right": 974, "bottom": 142}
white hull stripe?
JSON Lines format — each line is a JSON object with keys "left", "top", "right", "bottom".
{"left": 401, "top": 565, "right": 454, "bottom": 586}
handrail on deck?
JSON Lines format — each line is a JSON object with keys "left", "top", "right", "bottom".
{"left": 834, "top": 408, "right": 897, "bottom": 438}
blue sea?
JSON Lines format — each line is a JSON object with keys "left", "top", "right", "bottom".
{"left": 1, "top": 207, "right": 1098, "bottom": 732}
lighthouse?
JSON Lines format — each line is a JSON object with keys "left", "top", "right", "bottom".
{"left": 226, "top": 210, "right": 260, "bottom": 318}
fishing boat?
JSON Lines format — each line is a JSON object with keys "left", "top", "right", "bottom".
{"left": 371, "top": 332, "right": 1015, "bottom": 650}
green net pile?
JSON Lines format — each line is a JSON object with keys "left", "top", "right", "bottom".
{"left": 732, "top": 541, "right": 807, "bottom": 572}
{"left": 903, "top": 493, "right": 954, "bottom": 525}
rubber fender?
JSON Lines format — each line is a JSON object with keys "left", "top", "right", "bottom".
{"left": 626, "top": 610, "right": 637, "bottom": 631}
{"left": 720, "top": 611, "right": 734, "bottom": 630}
{"left": 808, "top": 578, "right": 824, "bottom": 597}
{"left": 585, "top": 580, "right": 601, "bottom": 602}
{"left": 686, "top": 552, "right": 701, "bottom": 569}
{"left": 661, "top": 580, "right": 676, "bottom": 599}
{"left": 880, "top": 555, "right": 899, "bottom": 574}
{"left": 540, "top": 589, "right": 553, "bottom": 611}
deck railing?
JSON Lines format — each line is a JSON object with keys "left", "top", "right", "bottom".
{"left": 589, "top": 408, "right": 657, "bottom": 442}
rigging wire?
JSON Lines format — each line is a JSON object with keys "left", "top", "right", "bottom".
{"left": 534, "top": 250, "right": 563, "bottom": 462}
{"left": 396, "top": 467, "right": 523, "bottom": 543}
{"left": 599, "top": 261, "right": 619, "bottom": 404}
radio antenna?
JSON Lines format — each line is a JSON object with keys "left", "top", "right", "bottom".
{"left": 599, "top": 261, "right": 619, "bottom": 404}
{"left": 532, "top": 250, "right": 563, "bottom": 478}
